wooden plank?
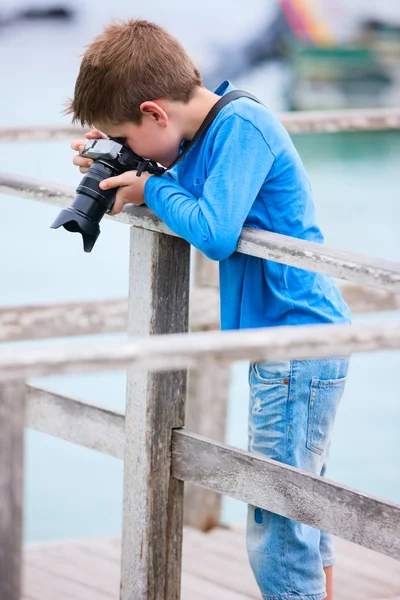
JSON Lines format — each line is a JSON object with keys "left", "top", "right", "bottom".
{"left": 120, "top": 227, "right": 190, "bottom": 600}
{"left": 184, "top": 363, "right": 230, "bottom": 530}
{"left": 23, "top": 561, "right": 114, "bottom": 600}
{"left": 183, "top": 544, "right": 260, "bottom": 599}
{"left": 26, "top": 384, "right": 400, "bottom": 569}
{"left": 278, "top": 106, "right": 400, "bottom": 133}
{"left": 0, "top": 173, "right": 174, "bottom": 234}
{"left": 0, "top": 289, "right": 219, "bottom": 342}
{"left": 223, "top": 526, "right": 400, "bottom": 600}
{"left": 182, "top": 527, "right": 258, "bottom": 599}
{"left": 238, "top": 227, "right": 400, "bottom": 293}
{"left": 23, "top": 528, "right": 400, "bottom": 600}
{"left": 0, "top": 125, "right": 89, "bottom": 141}
{"left": 0, "top": 282, "right": 398, "bottom": 343}
{"left": 189, "top": 282, "right": 400, "bottom": 327}
{"left": 1, "top": 107, "right": 400, "bottom": 142}
{"left": 45, "top": 543, "right": 120, "bottom": 591}
{"left": 185, "top": 251, "right": 229, "bottom": 531}
{"left": 340, "top": 282, "right": 400, "bottom": 313}
{"left": 183, "top": 527, "right": 247, "bottom": 563}
{"left": 193, "top": 250, "right": 220, "bottom": 291}
{"left": 0, "top": 380, "right": 26, "bottom": 600}
{"left": 1, "top": 319, "right": 400, "bottom": 381}
{"left": 172, "top": 430, "right": 400, "bottom": 561}
{"left": 0, "top": 298, "right": 128, "bottom": 341}
{"left": 24, "top": 537, "right": 120, "bottom": 565}
{"left": 189, "top": 286, "right": 220, "bottom": 330}
{"left": 2, "top": 173, "right": 400, "bottom": 292}
{"left": 23, "top": 574, "right": 78, "bottom": 600}
{"left": 25, "top": 548, "right": 117, "bottom": 596}
{"left": 72, "top": 538, "right": 121, "bottom": 565}
{"left": 181, "top": 570, "right": 256, "bottom": 600}
{"left": 27, "top": 385, "right": 400, "bottom": 566}
{"left": 26, "top": 384, "right": 124, "bottom": 458}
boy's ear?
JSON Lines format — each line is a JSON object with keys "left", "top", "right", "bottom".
{"left": 139, "top": 101, "right": 168, "bottom": 126}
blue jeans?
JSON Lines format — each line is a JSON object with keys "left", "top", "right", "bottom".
{"left": 247, "top": 357, "right": 350, "bottom": 600}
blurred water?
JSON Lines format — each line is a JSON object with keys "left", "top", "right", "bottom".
{"left": 0, "top": 1, "right": 399, "bottom": 542}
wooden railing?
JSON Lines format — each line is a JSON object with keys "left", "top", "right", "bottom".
{"left": 1, "top": 280, "right": 399, "bottom": 342}
{"left": 0, "top": 107, "right": 400, "bottom": 600}
{"left": 1, "top": 106, "right": 400, "bottom": 141}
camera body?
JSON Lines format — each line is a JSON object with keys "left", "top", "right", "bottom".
{"left": 80, "top": 138, "right": 165, "bottom": 176}
{"left": 51, "top": 138, "right": 165, "bottom": 252}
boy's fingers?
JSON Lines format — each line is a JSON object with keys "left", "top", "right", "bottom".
{"left": 71, "top": 139, "right": 85, "bottom": 151}
{"left": 109, "top": 196, "right": 126, "bottom": 216}
{"left": 73, "top": 155, "right": 93, "bottom": 168}
{"left": 86, "top": 128, "right": 108, "bottom": 140}
{"left": 99, "top": 174, "right": 128, "bottom": 190}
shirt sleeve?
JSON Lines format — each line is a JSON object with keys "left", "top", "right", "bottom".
{"left": 144, "top": 114, "right": 275, "bottom": 261}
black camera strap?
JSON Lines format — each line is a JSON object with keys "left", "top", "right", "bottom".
{"left": 167, "top": 90, "right": 262, "bottom": 171}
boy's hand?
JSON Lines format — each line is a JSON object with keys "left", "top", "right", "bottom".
{"left": 99, "top": 171, "right": 152, "bottom": 215}
{"left": 71, "top": 128, "right": 108, "bottom": 173}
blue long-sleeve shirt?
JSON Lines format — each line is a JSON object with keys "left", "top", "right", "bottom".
{"left": 144, "top": 80, "right": 351, "bottom": 330}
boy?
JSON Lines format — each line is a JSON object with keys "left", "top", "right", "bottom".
{"left": 69, "top": 19, "right": 351, "bottom": 600}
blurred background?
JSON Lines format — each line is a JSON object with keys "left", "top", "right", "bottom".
{"left": 0, "top": 0, "right": 399, "bottom": 543}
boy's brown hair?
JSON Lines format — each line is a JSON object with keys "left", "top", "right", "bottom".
{"left": 66, "top": 19, "right": 202, "bottom": 126}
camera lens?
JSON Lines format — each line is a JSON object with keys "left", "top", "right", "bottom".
{"left": 51, "top": 161, "right": 118, "bottom": 252}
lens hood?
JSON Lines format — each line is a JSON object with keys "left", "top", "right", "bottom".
{"left": 51, "top": 207, "right": 100, "bottom": 253}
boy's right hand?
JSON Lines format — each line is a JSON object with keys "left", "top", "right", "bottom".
{"left": 71, "top": 128, "right": 108, "bottom": 174}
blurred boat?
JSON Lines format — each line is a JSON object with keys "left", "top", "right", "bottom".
{"left": 286, "top": 4, "right": 400, "bottom": 110}
{"left": 204, "top": 0, "right": 400, "bottom": 110}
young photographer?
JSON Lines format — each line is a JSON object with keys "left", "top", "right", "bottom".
{"left": 68, "top": 19, "right": 351, "bottom": 600}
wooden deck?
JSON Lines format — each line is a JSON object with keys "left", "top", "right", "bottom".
{"left": 23, "top": 526, "right": 400, "bottom": 600}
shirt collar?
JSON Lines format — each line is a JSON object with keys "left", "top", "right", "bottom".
{"left": 214, "top": 80, "right": 236, "bottom": 96}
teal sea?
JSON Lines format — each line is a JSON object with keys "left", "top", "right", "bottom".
{"left": 0, "top": 1, "right": 398, "bottom": 542}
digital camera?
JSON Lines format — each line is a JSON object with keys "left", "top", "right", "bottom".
{"left": 51, "top": 138, "right": 165, "bottom": 252}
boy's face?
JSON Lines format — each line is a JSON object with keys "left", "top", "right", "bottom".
{"left": 96, "top": 104, "right": 182, "bottom": 168}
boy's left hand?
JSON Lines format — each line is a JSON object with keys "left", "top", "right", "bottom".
{"left": 99, "top": 170, "right": 153, "bottom": 215}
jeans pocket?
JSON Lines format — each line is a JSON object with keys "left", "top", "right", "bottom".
{"left": 251, "top": 360, "right": 291, "bottom": 385}
{"left": 307, "top": 376, "right": 348, "bottom": 455}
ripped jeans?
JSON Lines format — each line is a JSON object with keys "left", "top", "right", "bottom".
{"left": 247, "top": 357, "right": 350, "bottom": 600}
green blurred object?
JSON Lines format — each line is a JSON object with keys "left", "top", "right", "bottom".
{"left": 286, "top": 34, "right": 400, "bottom": 110}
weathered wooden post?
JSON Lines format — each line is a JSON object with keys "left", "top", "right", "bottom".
{"left": 185, "top": 250, "right": 230, "bottom": 531}
{"left": 0, "top": 380, "right": 26, "bottom": 600}
{"left": 120, "top": 227, "right": 190, "bottom": 600}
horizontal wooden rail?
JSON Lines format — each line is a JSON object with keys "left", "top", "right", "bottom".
{"left": 278, "top": 106, "right": 400, "bottom": 133}
{"left": 0, "top": 299, "right": 128, "bottom": 341}
{"left": 238, "top": 228, "right": 400, "bottom": 292}
{"left": 26, "top": 384, "right": 124, "bottom": 458}
{"left": 172, "top": 430, "right": 400, "bottom": 560}
{"left": 0, "top": 289, "right": 217, "bottom": 342}
{"left": 0, "top": 173, "right": 138, "bottom": 227}
{"left": 0, "top": 285, "right": 397, "bottom": 343}
{"left": 1, "top": 107, "right": 400, "bottom": 141}
{"left": 0, "top": 126, "right": 90, "bottom": 142}
{"left": 339, "top": 282, "right": 400, "bottom": 314}
{"left": 1, "top": 173, "right": 400, "bottom": 293}
{"left": 1, "top": 283, "right": 399, "bottom": 342}
{"left": 24, "top": 385, "right": 400, "bottom": 560}
{"left": 2, "top": 319, "right": 400, "bottom": 381}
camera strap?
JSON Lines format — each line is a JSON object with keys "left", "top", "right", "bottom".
{"left": 167, "top": 90, "right": 262, "bottom": 171}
